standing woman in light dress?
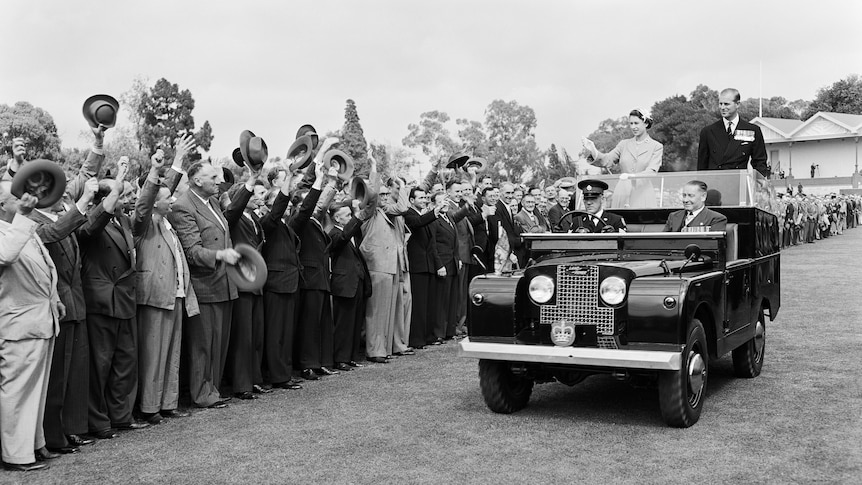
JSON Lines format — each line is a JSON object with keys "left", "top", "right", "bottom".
{"left": 582, "top": 108, "right": 663, "bottom": 208}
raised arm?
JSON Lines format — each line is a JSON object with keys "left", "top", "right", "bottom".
{"left": 0, "top": 195, "right": 39, "bottom": 265}
{"left": 67, "top": 126, "right": 107, "bottom": 201}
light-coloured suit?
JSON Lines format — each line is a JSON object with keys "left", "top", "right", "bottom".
{"left": 134, "top": 168, "right": 199, "bottom": 413}
{"left": 359, "top": 178, "right": 411, "bottom": 357}
{"left": 595, "top": 137, "right": 663, "bottom": 208}
{"left": 0, "top": 214, "right": 60, "bottom": 465}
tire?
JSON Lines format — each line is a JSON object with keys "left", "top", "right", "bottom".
{"left": 659, "top": 319, "right": 708, "bottom": 428}
{"left": 478, "top": 360, "right": 533, "bottom": 414}
{"left": 732, "top": 309, "right": 766, "bottom": 378}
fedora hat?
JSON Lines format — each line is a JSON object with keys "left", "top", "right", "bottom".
{"left": 446, "top": 152, "right": 471, "bottom": 169}
{"left": 10, "top": 159, "right": 67, "bottom": 209}
{"left": 82, "top": 94, "right": 119, "bottom": 129}
{"left": 463, "top": 157, "right": 486, "bottom": 172}
{"left": 245, "top": 137, "right": 268, "bottom": 171}
{"left": 218, "top": 167, "right": 235, "bottom": 194}
{"left": 231, "top": 147, "right": 244, "bottom": 166}
{"left": 287, "top": 135, "right": 315, "bottom": 172}
{"left": 238, "top": 130, "right": 256, "bottom": 167}
{"left": 296, "top": 124, "right": 319, "bottom": 150}
{"left": 348, "top": 176, "right": 374, "bottom": 208}
{"left": 226, "top": 243, "right": 268, "bottom": 292}
{"left": 322, "top": 149, "right": 354, "bottom": 181}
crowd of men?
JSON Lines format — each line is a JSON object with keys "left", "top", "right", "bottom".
{"left": 1, "top": 86, "right": 856, "bottom": 473}
{"left": 776, "top": 191, "right": 861, "bottom": 247}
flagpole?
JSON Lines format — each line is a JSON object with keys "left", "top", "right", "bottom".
{"left": 759, "top": 60, "right": 763, "bottom": 118}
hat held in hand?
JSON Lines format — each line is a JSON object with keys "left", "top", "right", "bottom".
{"left": 82, "top": 94, "right": 119, "bottom": 129}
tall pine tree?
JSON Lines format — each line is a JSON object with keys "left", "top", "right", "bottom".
{"left": 340, "top": 99, "right": 369, "bottom": 175}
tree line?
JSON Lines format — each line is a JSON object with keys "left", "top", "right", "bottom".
{"left": 2, "top": 74, "right": 860, "bottom": 182}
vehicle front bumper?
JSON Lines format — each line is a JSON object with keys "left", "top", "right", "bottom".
{"left": 457, "top": 337, "right": 682, "bottom": 371}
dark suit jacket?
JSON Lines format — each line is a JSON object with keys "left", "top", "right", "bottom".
{"left": 663, "top": 208, "right": 728, "bottom": 232}
{"left": 456, "top": 204, "right": 482, "bottom": 266}
{"left": 168, "top": 187, "right": 251, "bottom": 303}
{"left": 494, "top": 200, "right": 521, "bottom": 252}
{"left": 471, "top": 201, "right": 489, "bottom": 261}
{"left": 133, "top": 169, "right": 199, "bottom": 315}
{"left": 327, "top": 217, "right": 371, "bottom": 299}
{"left": 298, "top": 198, "right": 331, "bottom": 292}
{"left": 697, "top": 119, "right": 769, "bottom": 177}
{"left": 230, "top": 207, "right": 266, "bottom": 296}
{"left": 404, "top": 207, "right": 441, "bottom": 274}
{"left": 547, "top": 202, "right": 565, "bottom": 230}
{"left": 569, "top": 211, "right": 627, "bottom": 233}
{"left": 260, "top": 188, "right": 318, "bottom": 294}
{"left": 433, "top": 215, "right": 460, "bottom": 275}
{"left": 78, "top": 206, "right": 137, "bottom": 320}
{"left": 28, "top": 207, "right": 87, "bottom": 323}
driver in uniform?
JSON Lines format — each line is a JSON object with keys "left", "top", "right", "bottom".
{"left": 567, "top": 180, "right": 627, "bottom": 233}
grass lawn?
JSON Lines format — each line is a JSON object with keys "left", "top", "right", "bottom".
{"left": 14, "top": 229, "right": 862, "bottom": 484}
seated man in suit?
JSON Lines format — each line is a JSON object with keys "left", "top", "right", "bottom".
{"left": 566, "top": 180, "right": 627, "bottom": 233}
{"left": 664, "top": 180, "right": 727, "bottom": 232}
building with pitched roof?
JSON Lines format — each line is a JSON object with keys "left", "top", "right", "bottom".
{"left": 753, "top": 112, "right": 862, "bottom": 180}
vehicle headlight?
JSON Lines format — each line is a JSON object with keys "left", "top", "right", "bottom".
{"left": 528, "top": 275, "right": 555, "bottom": 304}
{"left": 599, "top": 276, "right": 627, "bottom": 306}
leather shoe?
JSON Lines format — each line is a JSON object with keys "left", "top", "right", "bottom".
{"left": 218, "top": 395, "right": 233, "bottom": 403}
{"left": 115, "top": 421, "right": 150, "bottom": 430}
{"left": 206, "top": 400, "right": 229, "bottom": 409}
{"left": 66, "top": 434, "right": 95, "bottom": 446}
{"left": 235, "top": 391, "right": 258, "bottom": 400}
{"left": 46, "top": 445, "right": 79, "bottom": 455}
{"left": 253, "top": 384, "right": 273, "bottom": 394}
{"left": 334, "top": 362, "right": 353, "bottom": 371}
{"left": 347, "top": 361, "right": 364, "bottom": 367}
{"left": 301, "top": 368, "right": 320, "bottom": 380}
{"left": 160, "top": 409, "right": 190, "bottom": 418}
{"left": 272, "top": 380, "right": 303, "bottom": 390}
{"left": 367, "top": 356, "right": 388, "bottom": 364}
{"left": 90, "top": 428, "right": 118, "bottom": 440}
{"left": 394, "top": 349, "right": 416, "bottom": 356}
{"left": 3, "top": 461, "right": 49, "bottom": 472}
{"left": 34, "top": 447, "right": 60, "bottom": 461}
{"left": 142, "top": 413, "right": 163, "bottom": 425}
{"left": 315, "top": 366, "right": 339, "bottom": 376}
{"left": 430, "top": 339, "right": 443, "bottom": 346}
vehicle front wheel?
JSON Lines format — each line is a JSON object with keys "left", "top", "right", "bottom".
{"left": 478, "top": 360, "right": 533, "bottom": 414}
{"left": 659, "top": 319, "right": 708, "bottom": 427}
{"left": 732, "top": 309, "right": 766, "bottom": 378}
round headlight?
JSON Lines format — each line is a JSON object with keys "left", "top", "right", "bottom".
{"left": 528, "top": 275, "right": 555, "bottom": 304}
{"left": 599, "top": 276, "right": 627, "bottom": 306}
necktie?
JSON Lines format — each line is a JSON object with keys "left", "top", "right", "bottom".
{"left": 727, "top": 121, "right": 733, "bottom": 138}
{"left": 685, "top": 211, "right": 694, "bottom": 226}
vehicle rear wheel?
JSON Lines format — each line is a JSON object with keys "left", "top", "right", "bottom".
{"left": 478, "top": 360, "right": 533, "bottom": 414}
{"left": 659, "top": 319, "right": 708, "bottom": 428}
{"left": 732, "top": 309, "right": 766, "bottom": 378}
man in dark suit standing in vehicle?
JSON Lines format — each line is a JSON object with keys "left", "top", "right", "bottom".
{"left": 697, "top": 88, "right": 769, "bottom": 177}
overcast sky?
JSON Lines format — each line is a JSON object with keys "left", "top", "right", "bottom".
{"left": 3, "top": 0, "right": 860, "bottom": 169}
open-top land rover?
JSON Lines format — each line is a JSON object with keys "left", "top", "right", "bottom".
{"left": 458, "top": 169, "right": 780, "bottom": 427}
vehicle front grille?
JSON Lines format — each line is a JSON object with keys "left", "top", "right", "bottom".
{"left": 539, "top": 265, "right": 615, "bottom": 336}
